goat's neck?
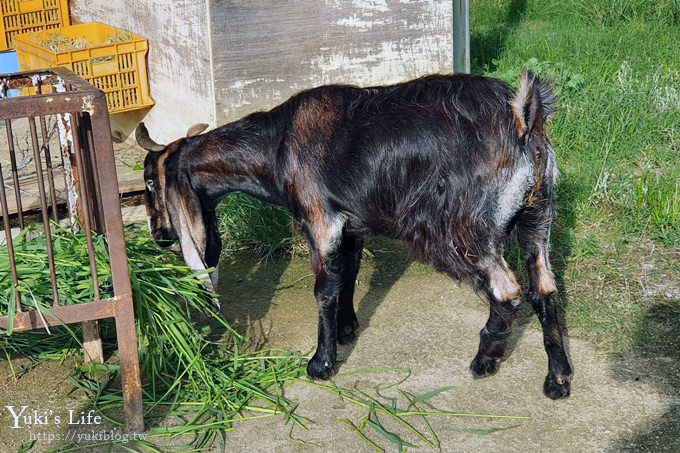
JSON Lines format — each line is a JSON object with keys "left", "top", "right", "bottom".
{"left": 190, "top": 123, "right": 284, "bottom": 208}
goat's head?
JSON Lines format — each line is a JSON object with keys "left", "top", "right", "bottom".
{"left": 135, "top": 122, "right": 209, "bottom": 248}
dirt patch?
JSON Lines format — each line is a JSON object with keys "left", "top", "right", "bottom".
{"left": 0, "top": 358, "right": 128, "bottom": 452}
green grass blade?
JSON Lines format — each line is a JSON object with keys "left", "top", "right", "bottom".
{"left": 406, "top": 385, "right": 460, "bottom": 410}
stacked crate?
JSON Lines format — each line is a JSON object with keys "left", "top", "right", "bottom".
{"left": 15, "top": 22, "right": 153, "bottom": 113}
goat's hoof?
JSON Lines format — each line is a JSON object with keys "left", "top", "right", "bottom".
{"left": 307, "top": 355, "right": 336, "bottom": 380}
{"left": 470, "top": 354, "right": 500, "bottom": 378}
{"left": 337, "top": 319, "right": 359, "bottom": 345}
{"left": 544, "top": 373, "right": 571, "bottom": 399}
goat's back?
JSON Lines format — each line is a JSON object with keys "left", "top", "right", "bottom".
{"left": 279, "top": 74, "right": 536, "bottom": 278}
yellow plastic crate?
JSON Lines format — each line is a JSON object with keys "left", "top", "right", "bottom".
{"left": 0, "top": 0, "right": 69, "bottom": 51}
{"left": 14, "top": 22, "right": 153, "bottom": 113}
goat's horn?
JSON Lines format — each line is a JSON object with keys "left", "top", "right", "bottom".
{"left": 135, "top": 122, "right": 166, "bottom": 152}
{"left": 186, "top": 123, "right": 209, "bottom": 137}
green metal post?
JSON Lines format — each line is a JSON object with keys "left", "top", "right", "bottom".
{"left": 453, "top": 0, "right": 470, "bottom": 73}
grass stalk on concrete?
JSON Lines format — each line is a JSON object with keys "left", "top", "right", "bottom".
{"left": 299, "top": 368, "right": 527, "bottom": 452}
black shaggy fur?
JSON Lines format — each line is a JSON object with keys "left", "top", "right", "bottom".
{"left": 138, "top": 72, "right": 573, "bottom": 399}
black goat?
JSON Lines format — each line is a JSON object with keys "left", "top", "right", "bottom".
{"left": 136, "top": 71, "right": 572, "bottom": 398}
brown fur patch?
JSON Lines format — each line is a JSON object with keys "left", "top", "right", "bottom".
{"left": 290, "top": 94, "right": 339, "bottom": 145}
{"left": 550, "top": 324, "right": 563, "bottom": 342}
{"left": 493, "top": 149, "right": 515, "bottom": 174}
{"left": 536, "top": 251, "right": 557, "bottom": 295}
{"left": 156, "top": 151, "right": 173, "bottom": 233}
{"left": 487, "top": 256, "right": 521, "bottom": 301}
{"left": 143, "top": 150, "right": 171, "bottom": 235}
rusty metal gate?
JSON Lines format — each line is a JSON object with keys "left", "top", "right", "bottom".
{"left": 0, "top": 67, "right": 143, "bottom": 431}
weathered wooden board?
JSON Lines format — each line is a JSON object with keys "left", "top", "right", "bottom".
{"left": 210, "top": 0, "right": 453, "bottom": 123}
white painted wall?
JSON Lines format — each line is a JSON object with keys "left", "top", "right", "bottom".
{"left": 70, "top": 0, "right": 216, "bottom": 144}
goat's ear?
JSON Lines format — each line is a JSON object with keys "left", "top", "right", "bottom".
{"left": 510, "top": 70, "right": 556, "bottom": 137}
{"left": 186, "top": 123, "right": 209, "bottom": 137}
{"left": 135, "top": 122, "right": 166, "bottom": 152}
{"left": 165, "top": 171, "right": 217, "bottom": 294}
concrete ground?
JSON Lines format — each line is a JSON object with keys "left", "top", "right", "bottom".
{"left": 1, "top": 235, "right": 678, "bottom": 452}
{"left": 216, "top": 244, "right": 677, "bottom": 452}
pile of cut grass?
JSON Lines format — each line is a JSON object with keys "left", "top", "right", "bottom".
{"left": 0, "top": 223, "right": 307, "bottom": 450}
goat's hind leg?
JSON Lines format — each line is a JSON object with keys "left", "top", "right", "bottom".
{"left": 518, "top": 213, "right": 572, "bottom": 399}
{"left": 337, "top": 234, "right": 364, "bottom": 345}
{"left": 470, "top": 257, "right": 521, "bottom": 378}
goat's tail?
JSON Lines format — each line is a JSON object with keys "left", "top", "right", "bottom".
{"left": 510, "top": 70, "right": 557, "bottom": 195}
{"left": 510, "top": 70, "right": 556, "bottom": 137}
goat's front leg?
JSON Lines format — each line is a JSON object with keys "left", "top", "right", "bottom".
{"left": 337, "top": 234, "right": 364, "bottom": 345}
{"left": 307, "top": 259, "right": 343, "bottom": 379}
{"left": 303, "top": 218, "right": 345, "bottom": 380}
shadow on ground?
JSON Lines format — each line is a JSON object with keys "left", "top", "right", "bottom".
{"left": 607, "top": 303, "right": 680, "bottom": 452}
{"left": 336, "top": 237, "right": 411, "bottom": 368}
{"left": 217, "top": 236, "right": 410, "bottom": 359}
{"left": 218, "top": 252, "right": 292, "bottom": 350}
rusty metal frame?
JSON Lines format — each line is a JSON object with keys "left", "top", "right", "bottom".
{"left": 0, "top": 67, "right": 143, "bottom": 432}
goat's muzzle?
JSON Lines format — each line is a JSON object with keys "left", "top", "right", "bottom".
{"left": 153, "top": 227, "right": 179, "bottom": 248}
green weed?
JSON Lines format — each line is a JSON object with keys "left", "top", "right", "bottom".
{"left": 573, "top": 0, "right": 680, "bottom": 26}
{"left": 216, "top": 194, "right": 298, "bottom": 258}
{"left": 636, "top": 168, "right": 680, "bottom": 244}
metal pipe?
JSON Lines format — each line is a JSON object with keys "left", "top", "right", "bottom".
{"left": 69, "top": 112, "right": 100, "bottom": 300}
{"left": 28, "top": 117, "right": 59, "bottom": 306}
{"left": 453, "top": 0, "right": 470, "bottom": 74}
{"left": 83, "top": 114, "right": 106, "bottom": 234}
{"left": 89, "top": 93, "right": 144, "bottom": 432}
{"left": 5, "top": 119, "right": 24, "bottom": 229}
{"left": 36, "top": 78, "right": 59, "bottom": 222}
{"left": 0, "top": 160, "right": 21, "bottom": 312}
